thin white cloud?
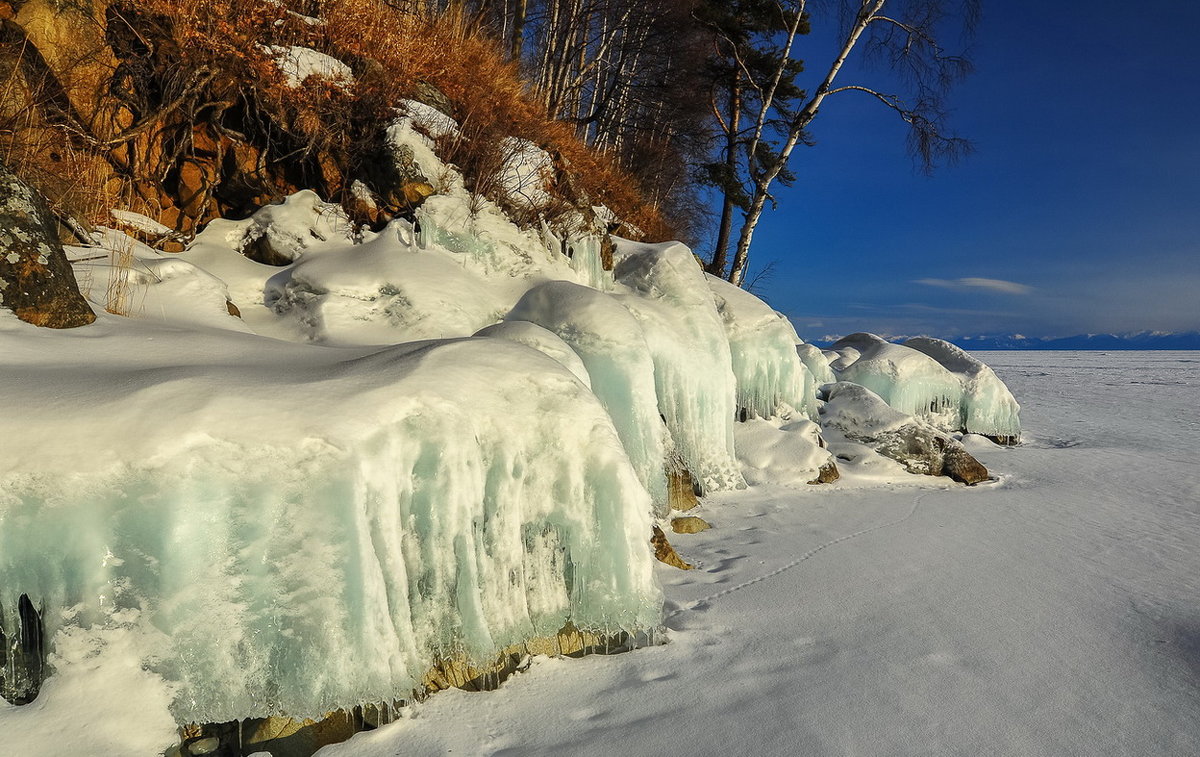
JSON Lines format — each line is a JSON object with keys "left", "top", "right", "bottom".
{"left": 914, "top": 277, "right": 1033, "bottom": 295}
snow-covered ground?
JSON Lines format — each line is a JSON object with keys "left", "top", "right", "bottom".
{"left": 324, "top": 351, "right": 1200, "bottom": 756}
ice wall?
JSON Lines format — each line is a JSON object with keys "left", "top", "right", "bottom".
{"left": 707, "top": 275, "right": 814, "bottom": 420}
{"left": 613, "top": 241, "right": 744, "bottom": 494}
{"left": 904, "top": 336, "right": 1022, "bottom": 441}
{"left": 829, "top": 333, "right": 963, "bottom": 431}
{"left": 0, "top": 326, "right": 661, "bottom": 724}
{"left": 506, "top": 281, "right": 669, "bottom": 511}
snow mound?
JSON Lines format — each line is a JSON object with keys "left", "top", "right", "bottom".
{"left": 0, "top": 325, "right": 661, "bottom": 725}
{"left": 70, "top": 229, "right": 248, "bottom": 332}
{"left": 264, "top": 45, "right": 353, "bottom": 89}
{"left": 904, "top": 337, "right": 1022, "bottom": 442}
{"left": 614, "top": 240, "right": 744, "bottom": 494}
{"left": 474, "top": 320, "right": 591, "bottom": 389}
{"left": 733, "top": 418, "right": 835, "bottom": 488}
{"left": 507, "top": 280, "right": 668, "bottom": 511}
{"left": 707, "top": 275, "right": 814, "bottom": 420}
{"left": 828, "top": 333, "right": 963, "bottom": 431}
{"left": 266, "top": 225, "right": 508, "bottom": 344}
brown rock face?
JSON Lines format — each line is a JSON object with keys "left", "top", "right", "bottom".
{"left": 808, "top": 460, "right": 840, "bottom": 484}
{"left": 651, "top": 525, "right": 694, "bottom": 570}
{"left": 671, "top": 516, "right": 711, "bottom": 534}
{"left": 943, "top": 444, "right": 990, "bottom": 485}
{"left": 667, "top": 467, "right": 700, "bottom": 511}
{"left": 0, "top": 163, "right": 95, "bottom": 327}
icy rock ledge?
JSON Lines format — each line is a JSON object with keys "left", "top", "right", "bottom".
{"left": 827, "top": 333, "right": 964, "bottom": 431}
{"left": 903, "top": 336, "right": 1021, "bottom": 444}
{"left": 819, "top": 382, "right": 990, "bottom": 485}
{"left": 0, "top": 331, "right": 662, "bottom": 725}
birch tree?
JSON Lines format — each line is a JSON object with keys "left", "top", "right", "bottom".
{"left": 705, "top": 0, "right": 978, "bottom": 286}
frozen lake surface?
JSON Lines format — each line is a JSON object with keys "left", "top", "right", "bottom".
{"left": 330, "top": 351, "right": 1200, "bottom": 756}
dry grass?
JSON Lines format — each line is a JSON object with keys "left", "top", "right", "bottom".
{"left": 4, "top": 0, "right": 674, "bottom": 241}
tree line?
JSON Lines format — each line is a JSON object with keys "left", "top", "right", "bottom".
{"left": 417, "top": 0, "right": 979, "bottom": 287}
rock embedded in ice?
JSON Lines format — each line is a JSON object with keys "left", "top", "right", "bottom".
{"left": 820, "top": 382, "right": 988, "bottom": 485}
{"left": 650, "top": 526, "right": 693, "bottom": 570}
{"left": 828, "top": 333, "right": 963, "bottom": 431}
{"left": 707, "top": 274, "right": 814, "bottom": 420}
{"left": 670, "top": 516, "right": 712, "bottom": 534}
{"left": 903, "top": 336, "right": 1022, "bottom": 443}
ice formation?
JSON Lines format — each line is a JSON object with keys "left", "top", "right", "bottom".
{"left": 796, "top": 342, "right": 835, "bottom": 387}
{"left": 613, "top": 240, "right": 744, "bottom": 494}
{"left": 707, "top": 274, "right": 814, "bottom": 420}
{"left": 506, "top": 280, "right": 669, "bottom": 511}
{"left": 904, "top": 337, "right": 1022, "bottom": 442}
{"left": 828, "top": 333, "right": 963, "bottom": 431}
{"left": 0, "top": 326, "right": 661, "bottom": 724}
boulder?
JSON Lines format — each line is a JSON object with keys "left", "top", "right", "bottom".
{"left": 808, "top": 460, "right": 840, "bottom": 484}
{"left": 820, "top": 382, "right": 989, "bottom": 485}
{"left": 671, "top": 515, "right": 711, "bottom": 534}
{"left": 0, "top": 594, "right": 45, "bottom": 705}
{"left": 651, "top": 525, "right": 693, "bottom": 570}
{"left": 0, "top": 163, "right": 95, "bottom": 327}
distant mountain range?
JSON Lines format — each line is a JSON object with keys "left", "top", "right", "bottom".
{"left": 809, "top": 331, "right": 1200, "bottom": 350}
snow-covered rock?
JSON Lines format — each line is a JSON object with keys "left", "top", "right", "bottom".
{"left": 819, "top": 382, "right": 989, "bottom": 485}
{"left": 828, "top": 333, "right": 963, "bottom": 431}
{"left": 733, "top": 418, "right": 838, "bottom": 488}
{"left": 904, "top": 336, "right": 1022, "bottom": 443}
{"left": 264, "top": 45, "right": 353, "bottom": 89}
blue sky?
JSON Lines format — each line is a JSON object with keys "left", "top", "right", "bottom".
{"left": 744, "top": 0, "right": 1200, "bottom": 341}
